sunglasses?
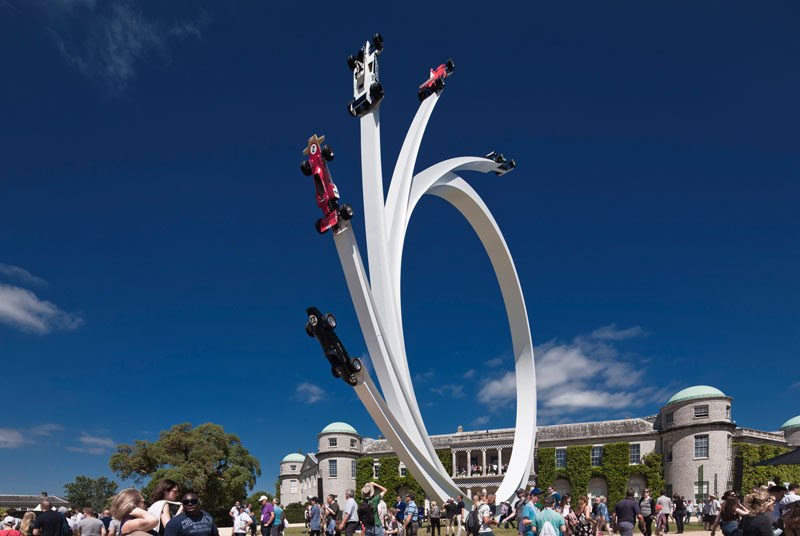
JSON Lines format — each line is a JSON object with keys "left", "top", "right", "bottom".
{"left": 182, "top": 499, "right": 199, "bottom": 505}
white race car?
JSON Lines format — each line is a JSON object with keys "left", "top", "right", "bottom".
{"left": 347, "top": 33, "right": 384, "bottom": 117}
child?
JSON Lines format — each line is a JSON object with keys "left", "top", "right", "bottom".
{"left": 654, "top": 505, "right": 667, "bottom": 536}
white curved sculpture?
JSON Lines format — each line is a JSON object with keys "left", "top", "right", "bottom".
{"left": 327, "top": 45, "right": 537, "bottom": 504}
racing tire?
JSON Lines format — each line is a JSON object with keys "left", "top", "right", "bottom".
{"left": 300, "top": 160, "right": 312, "bottom": 176}
{"left": 446, "top": 59, "right": 455, "bottom": 72}
{"left": 357, "top": 49, "right": 364, "bottom": 62}
{"left": 347, "top": 101, "right": 357, "bottom": 117}
{"left": 345, "top": 374, "right": 358, "bottom": 387}
{"left": 347, "top": 55, "right": 357, "bottom": 71}
{"left": 322, "top": 145, "right": 334, "bottom": 161}
{"left": 315, "top": 219, "right": 325, "bottom": 234}
{"left": 351, "top": 358, "right": 362, "bottom": 372}
{"left": 325, "top": 313, "right": 337, "bottom": 328}
{"left": 370, "top": 82, "right": 384, "bottom": 101}
{"left": 305, "top": 322, "right": 314, "bottom": 337}
{"left": 332, "top": 366, "right": 342, "bottom": 378}
{"left": 372, "top": 33, "right": 384, "bottom": 52}
{"left": 339, "top": 204, "right": 354, "bottom": 221}
{"left": 418, "top": 89, "right": 427, "bottom": 102}
{"left": 435, "top": 78, "right": 445, "bottom": 92}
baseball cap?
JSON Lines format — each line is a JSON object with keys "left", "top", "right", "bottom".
{"left": 259, "top": 495, "right": 268, "bottom": 501}
{"left": 3, "top": 516, "right": 15, "bottom": 526}
{"left": 530, "top": 488, "right": 543, "bottom": 495}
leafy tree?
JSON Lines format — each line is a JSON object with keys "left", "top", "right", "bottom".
{"left": 64, "top": 476, "right": 118, "bottom": 511}
{"left": 109, "top": 423, "right": 260, "bottom": 520}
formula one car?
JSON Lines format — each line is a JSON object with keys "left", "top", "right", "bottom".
{"left": 347, "top": 33, "right": 384, "bottom": 117}
{"left": 305, "top": 306, "right": 362, "bottom": 387}
{"left": 485, "top": 151, "right": 516, "bottom": 175}
{"left": 418, "top": 59, "right": 455, "bottom": 101}
{"left": 300, "top": 134, "right": 354, "bottom": 234}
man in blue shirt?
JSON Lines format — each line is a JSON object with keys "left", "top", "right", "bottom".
{"left": 403, "top": 493, "right": 420, "bottom": 536}
{"left": 309, "top": 498, "right": 322, "bottom": 536}
{"left": 395, "top": 497, "right": 406, "bottom": 524}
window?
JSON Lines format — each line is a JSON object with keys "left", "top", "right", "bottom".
{"left": 694, "top": 405, "right": 709, "bottom": 418}
{"left": 290, "top": 465, "right": 296, "bottom": 470}
{"left": 329, "top": 438, "right": 337, "bottom": 447}
{"left": 665, "top": 484, "right": 673, "bottom": 497}
{"left": 329, "top": 459, "right": 338, "bottom": 477}
{"left": 351, "top": 438, "right": 357, "bottom": 448}
{"left": 399, "top": 462, "right": 408, "bottom": 476}
{"left": 695, "top": 435, "right": 709, "bottom": 458}
{"left": 351, "top": 459, "right": 357, "bottom": 478}
{"left": 555, "top": 449, "right": 566, "bottom": 468}
{"left": 726, "top": 406, "right": 731, "bottom": 420}
{"left": 665, "top": 412, "right": 674, "bottom": 425}
{"left": 373, "top": 462, "right": 380, "bottom": 479}
{"left": 591, "top": 446, "right": 603, "bottom": 467}
{"left": 290, "top": 480, "right": 298, "bottom": 493}
{"left": 694, "top": 481, "right": 709, "bottom": 503}
{"left": 629, "top": 444, "right": 641, "bottom": 465}
{"left": 665, "top": 440, "right": 673, "bottom": 462}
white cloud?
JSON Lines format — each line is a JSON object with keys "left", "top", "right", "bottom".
{"left": 67, "top": 433, "right": 115, "bottom": 455}
{"left": 67, "top": 446, "right": 107, "bottom": 455}
{"left": 431, "top": 384, "right": 465, "bottom": 399}
{"left": 471, "top": 416, "right": 489, "bottom": 427}
{"left": 414, "top": 370, "right": 435, "bottom": 382}
{"left": 0, "top": 423, "right": 63, "bottom": 448}
{"left": 485, "top": 357, "right": 504, "bottom": 367}
{"left": 30, "top": 423, "right": 64, "bottom": 436}
{"left": 462, "top": 369, "right": 476, "bottom": 379}
{"left": 478, "top": 371, "right": 516, "bottom": 404}
{"left": 792, "top": 381, "right": 800, "bottom": 389}
{"left": 590, "top": 324, "right": 646, "bottom": 341}
{"left": 0, "top": 263, "right": 47, "bottom": 286}
{"left": 0, "top": 284, "right": 82, "bottom": 333}
{"left": 295, "top": 382, "right": 325, "bottom": 404}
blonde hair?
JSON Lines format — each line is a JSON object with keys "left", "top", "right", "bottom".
{"left": 20, "top": 512, "right": 36, "bottom": 536}
{"left": 744, "top": 491, "right": 774, "bottom": 515}
{"left": 112, "top": 488, "right": 144, "bottom": 521}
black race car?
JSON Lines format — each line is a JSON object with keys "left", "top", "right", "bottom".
{"left": 485, "top": 151, "right": 516, "bottom": 175}
{"left": 305, "top": 306, "right": 362, "bottom": 386}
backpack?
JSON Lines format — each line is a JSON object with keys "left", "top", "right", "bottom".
{"left": 539, "top": 513, "right": 558, "bottom": 536}
{"left": 465, "top": 508, "right": 481, "bottom": 536}
{"left": 358, "top": 499, "right": 376, "bottom": 527}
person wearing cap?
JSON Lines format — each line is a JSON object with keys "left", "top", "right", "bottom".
{"left": 653, "top": 505, "right": 666, "bottom": 536}
{"left": 2, "top": 516, "right": 23, "bottom": 536}
{"left": 510, "top": 489, "right": 527, "bottom": 536}
{"left": 309, "top": 497, "right": 322, "bottom": 536}
{"left": 260, "top": 495, "right": 274, "bottom": 536}
{"left": 529, "top": 489, "right": 543, "bottom": 513}
{"left": 403, "top": 493, "right": 420, "bottom": 536}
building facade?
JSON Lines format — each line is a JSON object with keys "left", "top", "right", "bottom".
{"left": 278, "top": 386, "right": 800, "bottom": 504}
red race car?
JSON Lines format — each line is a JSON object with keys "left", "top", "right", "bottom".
{"left": 418, "top": 59, "right": 455, "bottom": 101}
{"left": 300, "top": 134, "right": 353, "bottom": 234}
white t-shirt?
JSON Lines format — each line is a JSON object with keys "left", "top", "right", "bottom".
{"left": 234, "top": 513, "right": 252, "bottom": 533}
{"left": 231, "top": 506, "right": 240, "bottom": 517}
{"left": 709, "top": 500, "right": 720, "bottom": 515}
{"left": 477, "top": 503, "right": 493, "bottom": 533}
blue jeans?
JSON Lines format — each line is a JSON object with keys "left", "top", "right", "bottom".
{"left": 618, "top": 521, "right": 634, "bottom": 536}
{"left": 366, "top": 527, "right": 384, "bottom": 536}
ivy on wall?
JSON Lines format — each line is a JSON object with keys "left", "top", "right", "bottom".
{"left": 732, "top": 443, "right": 800, "bottom": 495}
{"left": 357, "top": 456, "right": 426, "bottom": 502}
{"left": 537, "top": 443, "right": 664, "bottom": 510}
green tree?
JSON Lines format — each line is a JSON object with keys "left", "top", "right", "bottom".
{"left": 64, "top": 476, "right": 118, "bottom": 511}
{"left": 109, "top": 423, "right": 260, "bottom": 520}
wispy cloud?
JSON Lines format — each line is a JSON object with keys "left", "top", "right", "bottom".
{"left": 0, "top": 263, "right": 47, "bottom": 286}
{"left": 462, "top": 369, "right": 476, "bottom": 379}
{"left": 0, "top": 284, "right": 82, "bottom": 333}
{"left": 485, "top": 357, "right": 504, "bottom": 367}
{"left": 792, "top": 381, "right": 800, "bottom": 389}
{"left": 590, "top": 324, "right": 646, "bottom": 341}
{"left": 67, "top": 433, "right": 116, "bottom": 455}
{"left": 45, "top": 1, "right": 207, "bottom": 95}
{"left": 414, "top": 369, "right": 435, "bottom": 382}
{"left": 0, "top": 423, "right": 63, "bottom": 448}
{"left": 431, "top": 384, "right": 465, "bottom": 399}
{"left": 295, "top": 382, "right": 325, "bottom": 404}
{"left": 471, "top": 416, "right": 489, "bottom": 427}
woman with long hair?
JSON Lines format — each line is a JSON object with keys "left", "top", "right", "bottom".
{"left": 111, "top": 489, "right": 158, "bottom": 536}
{"left": 711, "top": 491, "right": 748, "bottom": 536}
{"left": 18, "top": 513, "right": 35, "bottom": 536}
{"left": 740, "top": 491, "right": 775, "bottom": 536}
{"left": 574, "top": 495, "right": 595, "bottom": 536}
{"left": 147, "top": 480, "right": 180, "bottom": 535}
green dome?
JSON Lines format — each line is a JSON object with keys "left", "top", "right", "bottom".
{"left": 780, "top": 416, "right": 800, "bottom": 430}
{"left": 666, "top": 385, "right": 727, "bottom": 405}
{"left": 320, "top": 422, "right": 358, "bottom": 435}
{"left": 282, "top": 453, "right": 306, "bottom": 463}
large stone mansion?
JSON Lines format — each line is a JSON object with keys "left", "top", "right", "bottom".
{"left": 278, "top": 385, "right": 800, "bottom": 504}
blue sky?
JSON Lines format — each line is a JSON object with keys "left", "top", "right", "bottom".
{"left": 1, "top": 1, "right": 798, "bottom": 496}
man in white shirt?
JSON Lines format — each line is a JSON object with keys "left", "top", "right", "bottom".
{"left": 474, "top": 492, "right": 498, "bottom": 536}
{"left": 338, "top": 489, "right": 359, "bottom": 536}
{"left": 233, "top": 506, "right": 252, "bottom": 536}
{"left": 655, "top": 493, "right": 672, "bottom": 533}
{"left": 230, "top": 501, "right": 241, "bottom": 521}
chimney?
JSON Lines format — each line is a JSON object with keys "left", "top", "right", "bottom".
{"left": 457, "top": 426, "right": 463, "bottom": 433}
{"left": 378, "top": 435, "right": 384, "bottom": 440}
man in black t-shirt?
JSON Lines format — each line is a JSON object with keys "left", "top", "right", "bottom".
{"left": 612, "top": 489, "right": 645, "bottom": 536}
{"left": 33, "top": 501, "right": 64, "bottom": 536}
{"left": 443, "top": 499, "right": 460, "bottom": 536}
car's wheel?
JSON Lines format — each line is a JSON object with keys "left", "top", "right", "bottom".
{"left": 418, "top": 89, "right": 426, "bottom": 101}
{"left": 322, "top": 145, "right": 334, "bottom": 161}
{"left": 347, "top": 101, "right": 357, "bottom": 117}
{"left": 435, "top": 78, "right": 445, "bottom": 92}
{"left": 370, "top": 82, "right": 384, "bottom": 101}
{"left": 357, "top": 49, "right": 364, "bottom": 62}
{"left": 372, "top": 33, "right": 384, "bottom": 52}
{"left": 305, "top": 322, "right": 314, "bottom": 337}
{"left": 346, "top": 374, "right": 358, "bottom": 386}
{"left": 347, "top": 54, "right": 357, "bottom": 71}
{"left": 339, "top": 204, "right": 354, "bottom": 221}
{"left": 325, "top": 313, "right": 336, "bottom": 328}
{"left": 446, "top": 59, "right": 455, "bottom": 72}
{"left": 300, "top": 160, "right": 312, "bottom": 176}
{"left": 315, "top": 219, "right": 324, "bottom": 234}
{"left": 351, "top": 358, "right": 362, "bottom": 372}
{"left": 332, "top": 366, "right": 342, "bottom": 378}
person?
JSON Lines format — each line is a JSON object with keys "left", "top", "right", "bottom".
{"left": 711, "top": 491, "right": 748, "bottom": 536}
{"left": 107, "top": 518, "right": 120, "bottom": 536}
{"left": 361, "top": 482, "right": 387, "bottom": 536}
{"left": 270, "top": 498, "right": 284, "bottom": 536}
{"left": 521, "top": 492, "right": 538, "bottom": 536}
{"left": 76, "top": 509, "right": 106, "bottom": 536}
{"left": 472, "top": 492, "right": 497, "bottom": 536}
{"left": 384, "top": 509, "right": 401, "bottom": 536}
{"left": 655, "top": 493, "right": 672, "bottom": 534}
{"left": 234, "top": 506, "right": 252, "bottom": 536}
{"left": 429, "top": 502, "right": 441, "bottom": 536}
{"left": 455, "top": 496, "right": 466, "bottom": 536}
{"left": 611, "top": 489, "right": 645, "bottom": 536}
{"left": 707, "top": 496, "right": 721, "bottom": 532}
{"left": 65, "top": 511, "right": 80, "bottom": 535}
{"left": 99, "top": 512, "right": 113, "bottom": 532}
{"left": 149, "top": 479, "right": 181, "bottom": 535}
{"left": 323, "top": 495, "right": 340, "bottom": 536}
{"left": 339, "top": 489, "right": 359, "bottom": 536}
{"left": 639, "top": 489, "right": 656, "bottom": 536}
{"left": 403, "top": 493, "right": 420, "bottom": 536}
{"left": 573, "top": 495, "right": 594, "bottom": 536}
{"left": 309, "top": 497, "right": 322, "bottom": 536}
{"left": 111, "top": 489, "right": 159, "bottom": 536}
{"left": 740, "top": 491, "right": 775, "bottom": 536}
{"left": 396, "top": 498, "right": 407, "bottom": 525}
{"left": 444, "top": 499, "right": 460, "bottom": 536}
{"left": 164, "top": 493, "right": 218, "bottom": 536}
{"left": 511, "top": 489, "right": 528, "bottom": 535}
{"left": 305, "top": 506, "right": 312, "bottom": 530}
{"left": 32, "top": 500, "right": 63, "bottom": 536}
{"left": 594, "top": 497, "right": 608, "bottom": 535}
{"left": 546, "top": 488, "right": 562, "bottom": 512}
{"left": 683, "top": 501, "right": 692, "bottom": 526}
{"left": 653, "top": 506, "right": 666, "bottom": 536}
{"left": 19, "top": 513, "right": 35, "bottom": 536}
{"left": 260, "top": 495, "right": 274, "bottom": 536}
{"left": 231, "top": 502, "right": 242, "bottom": 522}
{"left": 532, "top": 495, "right": 565, "bottom": 535}
{"left": 671, "top": 494, "right": 685, "bottom": 534}
{"left": 2, "top": 516, "right": 23, "bottom": 536}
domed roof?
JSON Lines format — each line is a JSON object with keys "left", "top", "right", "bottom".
{"left": 282, "top": 453, "right": 306, "bottom": 463}
{"left": 666, "top": 385, "right": 727, "bottom": 405}
{"left": 780, "top": 416, "right": 800, "bottom": 430}
{"left": 320, "top": 422, "right": 358, "bottom": 435}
